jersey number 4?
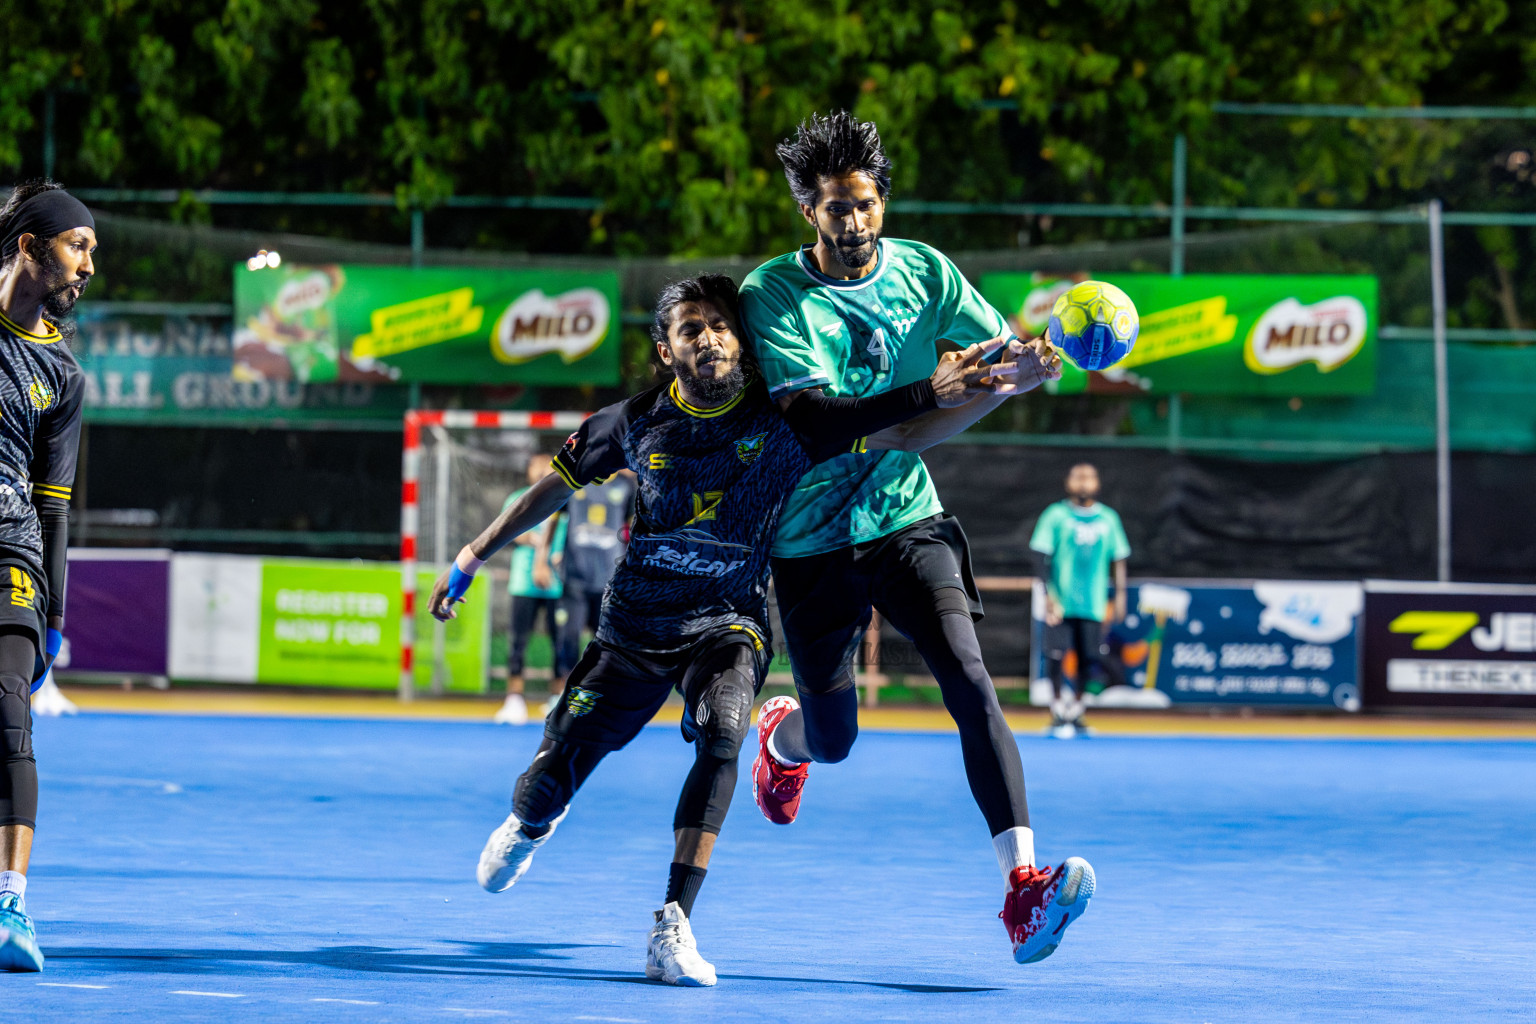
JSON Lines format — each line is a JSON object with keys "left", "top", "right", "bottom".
{"left": 864, "top": 327, "right": 891, "bottom": 373}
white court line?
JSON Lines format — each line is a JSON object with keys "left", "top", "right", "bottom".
{"left": 37, "top": 982, "right": 109, "bottom": 989}
{"left": 172, "top": 990, "right": 243, "bottom": 998}
{"left": 573, "top": 1018, "right": 644, "bottom": 1023}
{"left": 442, "top": 1010, "right": 512, "bottom": 1018}
{"left": 312, "top": 998, "right": 381, "bottom": 1005}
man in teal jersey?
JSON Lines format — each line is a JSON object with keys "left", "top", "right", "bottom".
{"left": 498, "top": 453, "right": 569, "bottom": 726}
{"left": 1030, "top": 462, "right": 1130, "bottom": 735}
{"left": 739, "top": 111, "right": 1094, "bottom": 966}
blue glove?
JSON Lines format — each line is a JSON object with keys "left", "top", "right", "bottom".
{"left": 33, "top": 628, "right": 62, "bottom": 694}
{"left": 444, "top": 564, "right": 475, "bottom": 606}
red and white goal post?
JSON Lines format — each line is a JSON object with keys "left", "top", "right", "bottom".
{"left": 399, "top": 409, "right": 588, "bottom": 701}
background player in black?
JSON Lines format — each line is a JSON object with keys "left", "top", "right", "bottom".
{"left": 429, "top": 274, "right": 1023, "bottom": 986}
{"left": 0, "top": 181, "right": 93, "bottom": 973}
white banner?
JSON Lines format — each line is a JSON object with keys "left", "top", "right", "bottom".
{"left": 167, "top": 554, "right": 262, "bottom": 682}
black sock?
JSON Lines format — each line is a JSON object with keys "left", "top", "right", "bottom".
{"left": 665, "top": 862, "right": 708, "bottom": 918}
{"left": 519, "top": 821, "right": 551, "bottom": 840}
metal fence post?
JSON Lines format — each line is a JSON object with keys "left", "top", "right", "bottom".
{"left": 1170, "top": 133, "right": 1187, "bottom": 276}
{"left": 1428, "top": 199, "right": 1452, "bottom": 582}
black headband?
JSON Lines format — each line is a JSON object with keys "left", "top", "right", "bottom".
{"left": 1, "top": 190, "right": 94, "bottom": 262}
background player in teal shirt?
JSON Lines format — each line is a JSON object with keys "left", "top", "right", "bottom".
{"left": 739, "top": 111, "right": 1093, "bottom": 966}
{"left": 497, "top": 453, "right": 569, "bottom": 726}
{"left": 1030, "top": 462, "right": 1131, "bottom": 734}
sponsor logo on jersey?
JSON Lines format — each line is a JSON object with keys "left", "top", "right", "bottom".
{"left": 8, "top": 567, "right": 35, "bottom": 609}
{"left": 28, "top": 376, "right": 55, "bottom": 411}
{"left": 639, "top": 529, "right": 750, "bottom": 578}
{"left": 734, "top": 432, "right": 767, "bottom": 465}
{"left": 565, "top": 687, "right": 600, "bottom": 717}
{"left": 649, "top": 452, "right": 672, "bottom": 469}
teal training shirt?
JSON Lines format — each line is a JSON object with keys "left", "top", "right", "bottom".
{"left": 1029, "top": 500, "right": 1131, "bottom": 621}
{"left": 739, "top": 238, "right": 1008, "bottom": 557}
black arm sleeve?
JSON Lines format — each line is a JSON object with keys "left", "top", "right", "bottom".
{"left": 1034, "top": 550, "right": 1052, "bottom": 582}
{"left": 29, "top": 358, "right": 84, "bottom": 624}
{"left": 781, "top": 379, "right": 938, "bottom": 464}
{"left": 34, "top": 495, "right": 69, "bottom": 623}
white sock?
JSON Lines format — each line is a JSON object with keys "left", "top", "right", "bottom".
{"left": 0, "top": 870, "right": 26, "bottom": 899}
{"left": 765, "top": 728, "right": 802, "bottom": 768}
{"left": 993, "top": 827, "right": 1036, "bottom": 882}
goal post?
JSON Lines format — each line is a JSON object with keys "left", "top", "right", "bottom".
{"left": 399, "top": 409, "right": 588, "bottom": 701}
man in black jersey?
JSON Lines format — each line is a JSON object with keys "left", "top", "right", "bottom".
{"left": 429, "top": 273, "right": 1057, "bottom": 985}
{"left": 0, "top": 181, "right": 93, "bottom": 973}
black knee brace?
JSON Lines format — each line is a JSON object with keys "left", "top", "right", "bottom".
{"left": 0, "top": 650, "right": 38, "bottom": 829}
{"left": 687, "top": 666, "right": 755, "bottom": 761}
{"left": 511, "top": 740, "right": 604, "bottom": 829}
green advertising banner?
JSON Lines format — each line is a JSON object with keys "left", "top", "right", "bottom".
{"left": 75, "top": 317, "right": 409, "bottom": 424}
{"left": 233, "top": 264, "right": 621, "bottom": 386}
{"left": 256, "top": 559, "right": 490, "bottom": 691}
{"left": 979, "top": 273, "right": 1378, "bottom": 395}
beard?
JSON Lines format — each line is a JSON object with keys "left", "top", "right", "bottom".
{"left": 820, "top": 226, "right": 880, "bottom": 269}
{"left": 35, "top": 242, "right": 85, "bottom": 329}
{"left": 674, "top": 359, "right": 746, "bottom": 405}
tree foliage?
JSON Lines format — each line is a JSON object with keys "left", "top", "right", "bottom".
{"left": 1, "top": 0, "right": 1530, "bottom": 262}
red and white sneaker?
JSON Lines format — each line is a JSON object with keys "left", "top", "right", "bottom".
{"left": 752, "top": 696, "right": 809, "bottom": 825}
{"left": 1000, "top": 857, "right": 1095, "bottom": 963}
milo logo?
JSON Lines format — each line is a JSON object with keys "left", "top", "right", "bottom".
{"left": 1244, "top": 295, "right": 1367, "bottom": 374}
{"left": 492, "top": 287, "right": 610, "bottom": 364}
{"left": 274, "top": 271, "right": 335, "bottom": 318}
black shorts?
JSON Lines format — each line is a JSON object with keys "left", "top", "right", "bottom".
{"left": 0, "top": 557, "right": 48, "bottom": 682}
{"left": 1043, "top": 617, "right": 1105, "bottom": 661}
{"left": 544, "top": 627, "right": 770, "bottom": 751}
{"left": 771, "top": 513, "right": 983, "bottom": 696}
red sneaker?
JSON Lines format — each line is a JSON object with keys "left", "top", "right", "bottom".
{"left": 752, "top": 696, "right": 809, "bottom": 825}
{"left": 1000, "top": 857, "right": 1095, "bottom": 963}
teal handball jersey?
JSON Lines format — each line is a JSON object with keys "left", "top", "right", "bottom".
{"left": 740, "top": 238, "right": 1009, "bottom": 557}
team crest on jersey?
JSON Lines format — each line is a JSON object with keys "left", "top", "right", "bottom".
{"left": 28, "top": 376, "right": 55, "bottom": 411}
{"left": 734, "top": 432, "right": 768, "bottom": 465}
{"left": 565, "top": 687, "right": 600, "bottom": 717}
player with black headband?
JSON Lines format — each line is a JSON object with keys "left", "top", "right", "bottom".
{"left": 739, "top": 111, "right": 1096, "bottom": 964}
{"left": 429, "top": 273, "right": 1052, "bottom": 986}
{"left": 0, "top": 181, "right": 93, "bottom": 973}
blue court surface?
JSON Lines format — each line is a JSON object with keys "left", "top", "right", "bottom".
{"left": 6, "top": 712, "right": 1534, "bottom": 1022}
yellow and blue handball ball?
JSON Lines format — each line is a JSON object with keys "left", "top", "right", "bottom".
{"left": 1046, "top": 281, "right": 1139, "bottom": 371}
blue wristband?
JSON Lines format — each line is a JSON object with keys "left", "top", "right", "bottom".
{"left": 445, "top": 564, "right": 475, "bottom": 604}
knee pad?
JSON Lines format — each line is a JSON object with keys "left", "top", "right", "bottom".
{"left": 512, "top": 745, "right": 579, "bottom": 828}
{"left": 692, "top": 670, "right": 754, "bottom": 761}
{"left": 0, "top": 685, "right": 32, "bottom": 760}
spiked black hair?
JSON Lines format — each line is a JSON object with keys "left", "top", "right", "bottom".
{"left": 651, "top": 273, "right": 741, "bottom": 345}
{"left": 775, "top": 111, "right": 892, "bottom": 208}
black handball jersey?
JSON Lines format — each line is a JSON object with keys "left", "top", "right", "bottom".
{"left": 0, "top": 311, "right": 83, "bottom": 579}
{"left": 552, "top": 376, "right": 868, "bottom": 654}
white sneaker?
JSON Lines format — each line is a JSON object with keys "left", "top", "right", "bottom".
{"left": 493, "top": 693, "right": 530, "bottom": 725}
{"left": 1051, "top": 722, "right": 1077, "bottom": 740}
{"left": 645, "top": 902, "right": 716, "bottom": 987}
{"left": 476, "top": 809, "right": 564, "bottom": 892}
{"left": 30, "top": 675, "right": 77, "bottom": 717}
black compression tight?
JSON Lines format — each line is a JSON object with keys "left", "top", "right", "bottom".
{"left": 512, "top": 641, "right": 758, "bottom": 837}
{"left": 775, "top": 587, "right": 1030, "bottom": 836}
{"left": 0, "top": 627, "right": 39, "bottom": 830}
{"left": 885, "top": 588, "right": 1030, "bottom": 836}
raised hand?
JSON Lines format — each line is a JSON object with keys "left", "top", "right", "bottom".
{"left": 930, "top": 337, "right": 1026, "bottom": 407}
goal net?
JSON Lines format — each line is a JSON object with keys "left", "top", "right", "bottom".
{"left": 400, "top": 409, "right": 587, "bottom": 699}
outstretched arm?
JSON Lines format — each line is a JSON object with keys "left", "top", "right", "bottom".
{"left": 778, "top": 337, "right": 1024, "bottom": 462}
{"left": 868, "top": 336, "right": 1061, "bottom": 453}
{"left": 429, "top": 472, "right": 574, "bottom": 620}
